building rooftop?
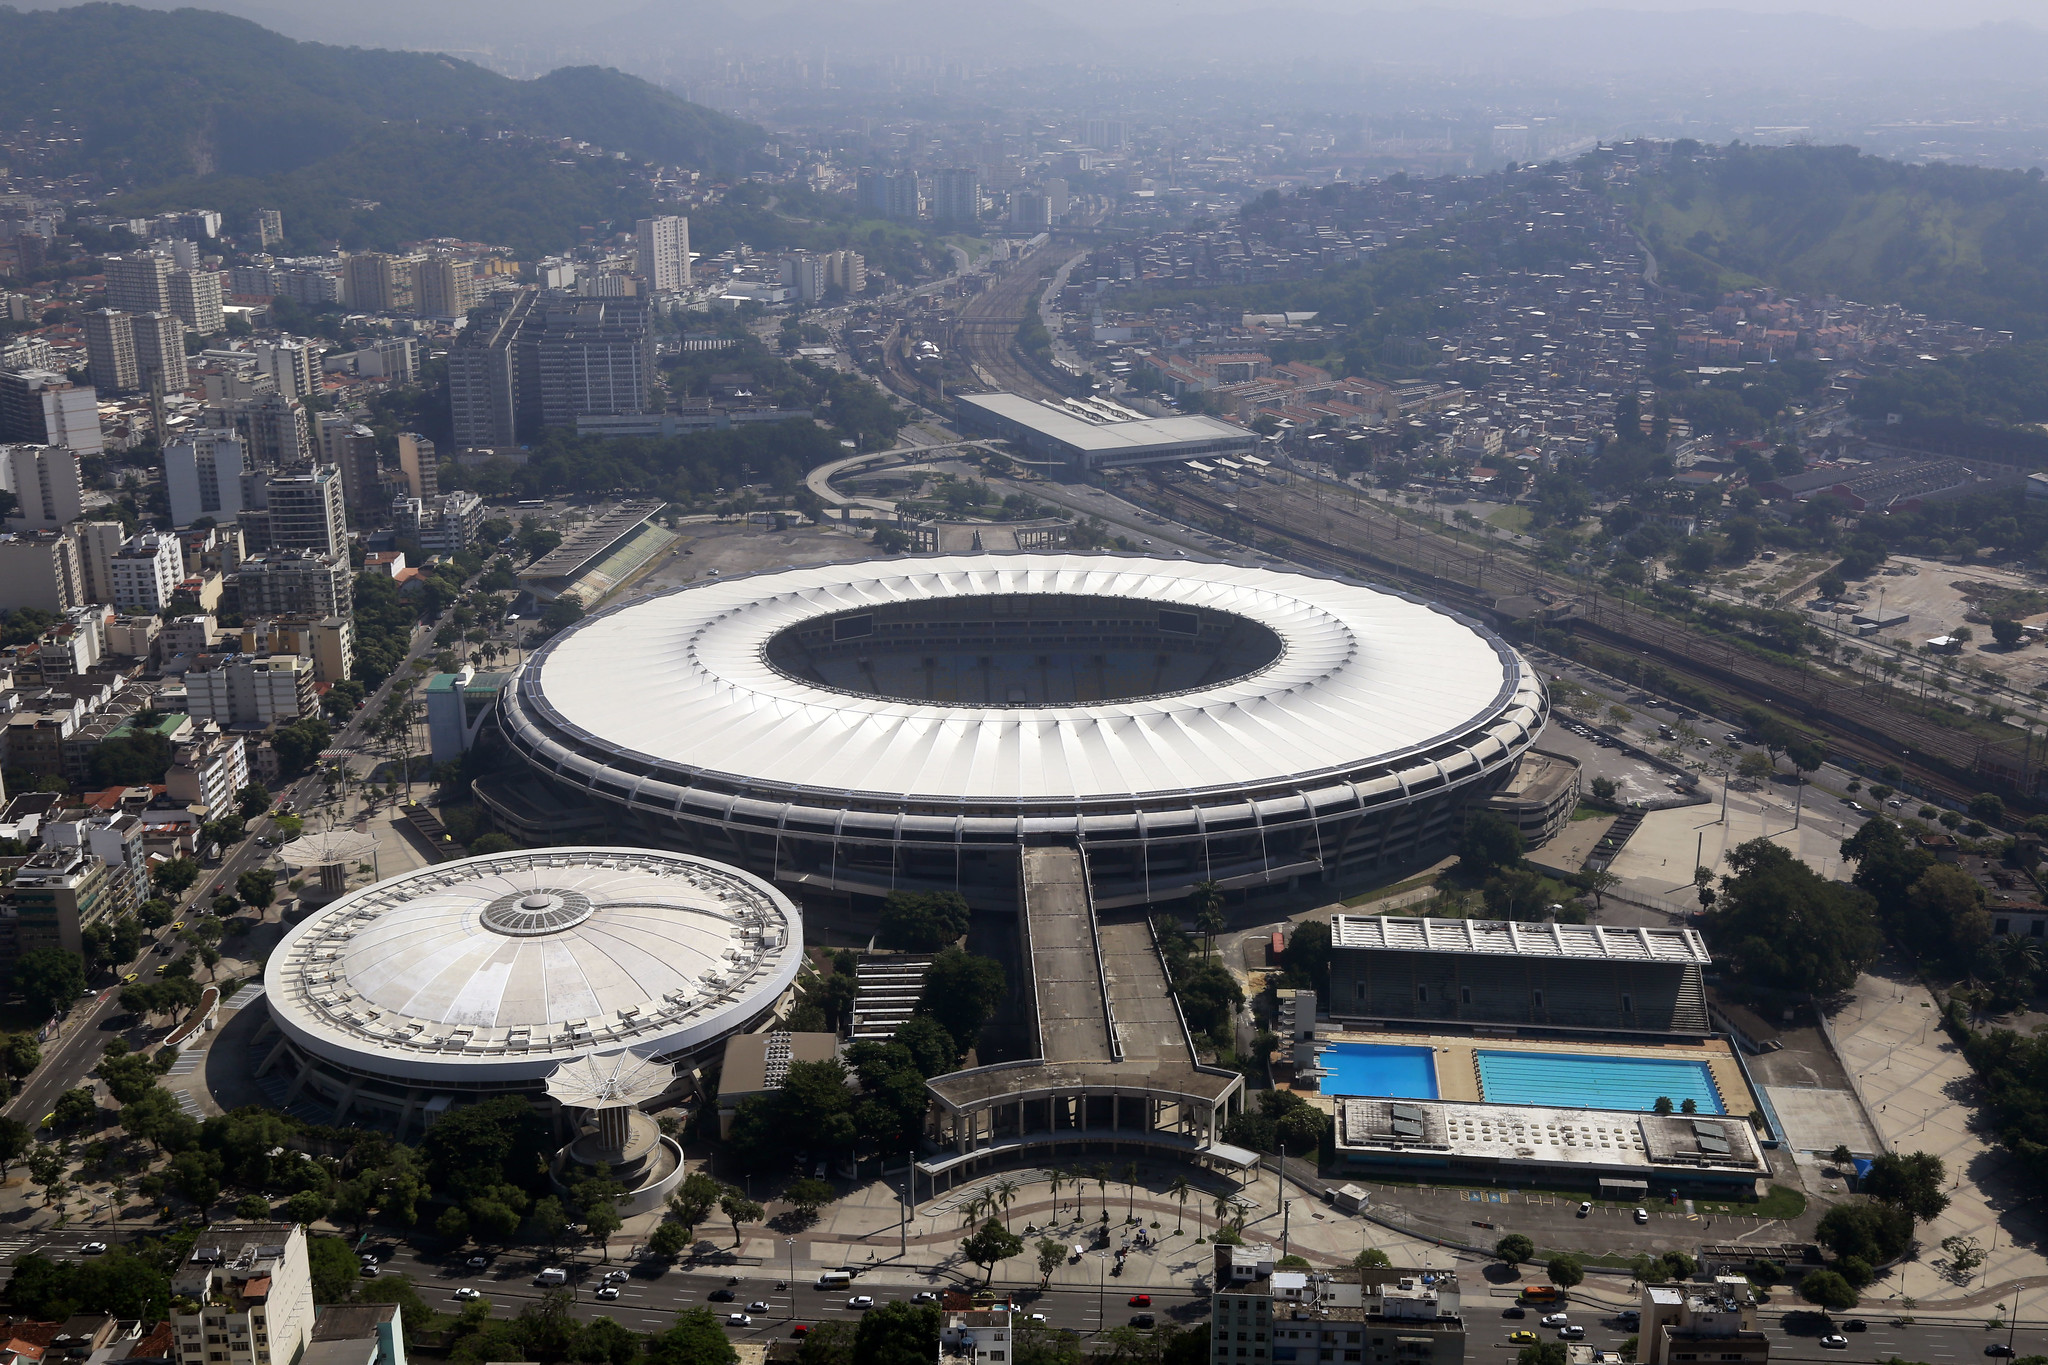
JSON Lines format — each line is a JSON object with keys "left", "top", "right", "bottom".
{"left": 956, "top": 392, "right": 1251, "bottom": 455}
{"left": 1329, "top": 914, "right": 1711, "bottom": 964}
{"left": 1335, "top": 1096, "right": 1765, "bottom": 1175}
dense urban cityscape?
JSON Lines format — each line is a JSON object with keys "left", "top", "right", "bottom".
{"left": 0, "top": 7, "right": 2045, "bottom": 1365}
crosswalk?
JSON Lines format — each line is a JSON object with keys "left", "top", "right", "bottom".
{"left": 0, "top": 1238, "right": 41, "bottom": 1263}
{"left": 174, "top": 1091, "right": 204, "bottom": 1117}
{"left": 227, "top": 984, "right": 266, "bottom": 1008}
{"left": 164, "top": 1049, "right": 205, "bottom": 1077}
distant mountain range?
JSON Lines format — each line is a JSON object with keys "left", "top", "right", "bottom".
{"left": 0, "top": 4, "right": 762, "bottom": 187}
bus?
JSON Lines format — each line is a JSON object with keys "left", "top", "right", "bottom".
{"left": 1520, "top": 1285, "right": 1564, "bottom": 1304}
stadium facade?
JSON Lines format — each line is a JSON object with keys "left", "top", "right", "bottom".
{"left": 499, "top": 554, "right": 1548, "bottom": 907}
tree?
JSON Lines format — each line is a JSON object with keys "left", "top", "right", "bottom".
{"left": 1495, "top": 1233, "right": 1535, "bottom": 1265}
{"left": 916, "top": 947, "right": 1006, "bottom": 1056}
{"left": 1816, "top": 1201, "right": 1916, "bottom": 1264}
{"left": 1589, "top": 775, "right": 1618, "bottom": 806}
{"left": 851, "top": 1301, "right": 940, "bottom": 1365}
{"left": 236, "top": 783, "right": 272, "bottom": 819}
{"left": 876, "top": 891, "right": 972, "bottom": 951}
{"left": 1798, "top": 1269, "right": 1859, "bottom": 1313}
{"left": 582, "top": 1197, "right": 623, "bottom": 1257}
{"left": 88, "top": 731, "right": 174, "bottom": 787}
{"left": 894, "top": 1015, "right": 958, "bottom": 1076}
{"left": 962, "top": 1219, "right": 1023, "bottom": 1283}
{"left": 647, "top": 1308, "right": 737, "bottom": 1365}
{"left": 1036, "top": 1238, "right": 1065, "bottom": 1287}
{"left": 528, "top": 1195, "right": 570, "bottom": 1251}
{"left": 668, "top": 1171, "right": 723, "bottom": 1241}
{"left": 1354, "top": 1248, "right": 1393, "bottom": 1269}
{"left": 1991, "top": 618, "right": 2026, "bottom": 648}
{"left": 15, "top": 948, "right": 85, "bottom": 1017}
{"left": 1969, "top": 792, "right": 2008, "bottom": 826}
{"left": 52, "top": 1087, "right": 96, "bottom": 1130}
{"left": 1862, "top": 1151, "right": 1950, "bottom": 1223}
{"left": 784, "top": 1177, "right": 837, "bottom": 1219}
{"left": 719, "top": 1189, "right": 763, "bottom": 1247}
{"left": 0, "top": 1034, "right": 39, "bottom": 1078}
{"left": 0, "top": 1117, "right": 30, "bottom": 1175}
{"left": 1192, "top": 881, "right": 1226, "bottom": 951}
{"left": 1546, "top": 1255, "right": 1584, "bottom": 1290}
{"left": 647, "top": 1220, "right": 690, "bottom": 1261}
{"left": 152, "top": 857, "right": 199, "bottom": 897}
{"left": 1459, "top": 811, "right": 1524, "bottom": 875}
{"left": 1709, "top": 838, "right": 1880, "bottom": 993}
{"left": 236, "top": 868, "right": 278, "bottom": 912}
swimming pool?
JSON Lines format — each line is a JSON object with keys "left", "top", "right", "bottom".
{"left": 1475, "top": 1050, "right": 1724, "bottom": 1114}
{"left": 1322, "top": 1043, "right": 1440, "bottom": 1099}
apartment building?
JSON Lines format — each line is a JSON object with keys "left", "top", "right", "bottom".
{"left": 108, "top": 532, "right": 184, "bottom": 612}
{"left": 6, "top": 845, "right": 119, "bottom": 958}
{"left": 232, "top": 551, "right": 351, "bottom": 618}
{"left": 169, "top": 268, "right": 225, "bottom": 336}
{"left": 1641, "top": 1280, "right": 1767, "bottom": 1365}
{"left": 635, "top": 216, "right": 691, "bottom": 293}
{"left": 534, "top": 295, "right": 653, "bottom": 426}
{"left": 397, "top": 433, "right": 437, "bottom": 501}
{"left": 83, "top": 309, "right": 140, "bottom": 393}
{"left": 170, "top": 1224, "right": 318, "bottom": 1365}
{"left": 392, "top": 490, "right": 482, "bottom": 555}
{"left": 165, "top": 430, "right": 248, "bottom": 528}
{"left": 104, "top": 252, "right": 174, "bottom": 313}
{"left": 2, "top": 444, "right": 83, "bottom": 530}
{"left": 184, "top": 655, "right": 316, "bottom": 728}
{"left": 0, "top": 530, "right": 84, "bottom": 611}
{"left": 417, "top": 255, "right": 476, "bottom": 319}
{"left": 314, "top": 413, "right": 381, "bottom": 517}
{"left": 136, "top": 312, "right": 191, "bottom": 393}
{"left": 0, "top": 370, "right": 101, "bottom": 455}
{"left": 243, "top": 466, "right": 345, "bottom": 558}
{"left": 1214, "top": 1249, "right": 1466, "bottom": 1365}
{"left": 447, "top": 288, "right": 537, "bottom": 448}
{"left": 164, "top": 729, "right": 251, "bottom": 816}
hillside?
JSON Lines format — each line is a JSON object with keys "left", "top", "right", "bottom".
{"left": 1625, "top": 144, "right": 2048, "bottom": 336}
{"left": 0, "top": 3, "right": 761, "bottom": 186}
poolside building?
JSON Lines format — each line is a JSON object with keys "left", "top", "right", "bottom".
{"left": 1327, "top": 915, "right": 1711, "bottom": 1036}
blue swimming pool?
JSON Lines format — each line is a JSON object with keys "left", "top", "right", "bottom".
{"left": 1475, "top": 1050, "right": 1724, "bottom": 1114}
{"left": 1322, "top": 1043, "right": 1440, "bottom": 1099}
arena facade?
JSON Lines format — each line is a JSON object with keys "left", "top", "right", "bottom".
{"left": 255, "top": 849, "right": 802, "bottom": 1134}
{"left": 499, "top": 554, "right": 1549, "bottom": 907}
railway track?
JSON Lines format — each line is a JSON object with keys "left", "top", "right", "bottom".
{"left": 1141, "top": 475, "right": 2030, "bottom": 805}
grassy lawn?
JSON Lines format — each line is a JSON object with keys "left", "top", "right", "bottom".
{"left": 1696, "top": 1184, "right": 1806, "bottom": 1220}
{"left": 1488, "top": 505, "right": 1533, "bottom": 533}
{"left": 1340, "top": 872, "right": 1440, "bottom": 907}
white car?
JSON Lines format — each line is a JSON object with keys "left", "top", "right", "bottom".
{"left": 606, "top": 1270, "right": 630, "bottom": 1283}
{"left": 1576, "top": 1202, "right": 1591, "bottom": 1217}
{"left": 848, "top": 1295, "right": 875, "bottom": 1309}
{"left": 596, "top": 1286, "right": 620, "bottom": 1300}
{"left": 1541, "top": 1313, "right": 1569, "bottom": 1328}
{"left": 80, "top": 1242, "right": 107, "bottom": 1255}
{"left": 726, "top": 1313, "right": 753, "bottom": 1327}
{"left": 912, "top": 1292, "right": 940, "bottom": 1304}
{"left": 1634, "top": 1207, "right": 1650, "bottom": 1224}
{"left": 453, "top": 1288, "right": 483, "bottom": 1301}
{"left": 747, "top": 1301, "right": 769, "bottom": 1313}
{"left": 1560, "top": 1326, "right": 1585, "bottom": 1340}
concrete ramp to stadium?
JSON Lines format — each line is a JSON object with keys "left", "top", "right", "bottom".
{"left": 912, "top": 846, "right": 1257, "bottom": 1191}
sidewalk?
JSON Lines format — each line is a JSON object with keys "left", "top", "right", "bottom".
{"left": 1829, "top": 964, "right": 2048, "bottom": 1306}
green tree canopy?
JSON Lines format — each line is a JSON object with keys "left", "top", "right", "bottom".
{"left": 916, "top": 947, "right": 1006, "bottom": 1056}
{"left": 15, "top": 948, "right": 85, "bottom": 1017}
{"left": 876, "top": 891, "right": 972, "bottom": 951}
{"left": 1708, "top": 838, "right": 1880, "bottom": 993}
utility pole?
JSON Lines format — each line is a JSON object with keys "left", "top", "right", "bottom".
{"left": 1278, "top": 1139, "right": 1290, "bottom": 1264}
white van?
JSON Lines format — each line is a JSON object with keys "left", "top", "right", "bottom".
{"left": 816, "top": 1271, "right": 853, "bottom": 1290}
{"left": 535, "top": 1267, "right": 569, "bottom": 1286}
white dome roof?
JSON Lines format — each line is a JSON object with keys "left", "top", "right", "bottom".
{"left": 265, "top": 849, "right": 802, "bottom": 1084}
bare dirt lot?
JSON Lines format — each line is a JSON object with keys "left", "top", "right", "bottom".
{"left": 634, "top": 519, "right": 890, "bottom": 593}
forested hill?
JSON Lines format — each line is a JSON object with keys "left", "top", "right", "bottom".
{"left": 0, "top": 3, "right": 762, "bottom": 185}
{"left": 1624, "top": 143, "right": 2048, "bottom": 337}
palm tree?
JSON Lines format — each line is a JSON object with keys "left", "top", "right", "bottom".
{"left": 1213, "top": 1193, "right": 1235, "bottom": 1238}
{"left": 1123, "top": 1162, "right": 1139, "bottom": 1223}
{"left": 995, "top": 1177, "right": 1020, "bottom": 1231}
{"left": 1169, "top": 1177, "right": 1190, "bottom": 1235}
{"left": 1047, "top": 1168, "right": 1064, "bottom": 1221}
{"left": 1992, "top": 933, "right": 2043, "bottom": 988}
{"left": 1093, "top": 1164, "right": 1110, "bottom": 1221}
{"left": 1193, "top": 881, "right": 1226, "bottom": 952}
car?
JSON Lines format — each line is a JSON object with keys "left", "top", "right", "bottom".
{"left": 912, "top": 1292, "right": 940, "bottom": 1304}
{"left": 709, "top": 1289, "right": 736, "bottom": 1302}
{"left": 1633, "top": 1207, "right": 1650, "bottom": 1224}
{"left": 1843, "top": 1321, "right": 1866, "bottom": 1333}
{"left": 1844, "top": 800, "right": 1863, "bottom": 812}
{"left": 1502, "top": 1306, "right": 1525, "bottom": 1319}
{"left": 454, "top": 1288, "right": 483, "bottom": 1301}
{"left": 596, "top": 1286, "right": 620, "bottom": 1300}
{"left": 153, "top": 964, "right": 167, "bottom": 974}
{"left": 726, "top": 1314, "right": 752, "bottom": 1327}
{"left": 848, "top": 1296, "right": 875, "bottom": 1310}
{"left": 170, "top": 921, "right": 184, "bottom": 931}
{"left": 1577, "top": 1201, "right": 1591, "bottom": 1217}
{"left": 1541, "top": 1313, "right": 1569, "bottom": 1328}
{"left": 1560, "top": 1326, "right": 1585, "bottom": 1340}
{"left": 80, "top": 1242, "right": 107, "bottom": 1255}
{"left": 791, "top": 1326, "right": 809, "bottom": 1338}
{"left": 1987, "top": 1347, "right": 2016, "bottom": 1358}
{"left": 747, "top": 1302, "right": 769, "bottom": 1313}
{"left": 466, "top": 1255, "right": 489, "bottom": 1270}
{"left": 1128, "top": 1315, "right": 1155, "bottom": 1330}
{"left": 1820, "top": 1335, "right": 1848, "bottom": 1349}
{"left": 605, "top": 1270, "right": 630, "bottom": 1283}
{"left": 1026, "top": 1313, "right": 1047, "bottom": 1324}
{"left": 121, "top": 972, "right": 138, "bottom": 983}
{"left": 360, "top": 1264, "right": 381, "bottom": 1278}
{"left": 1129, "top": 1295, "right": 1152, "bottom": 1307}
{"left": 1509, "top": 1332, "right": 1539, "bottom": 1345}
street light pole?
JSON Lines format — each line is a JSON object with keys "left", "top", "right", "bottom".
{"left": 786, "top": 1237, "right": 795, "bottom": 1314}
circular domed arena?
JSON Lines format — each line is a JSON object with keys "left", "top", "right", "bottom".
{"left": 498, "top": 554, "right": 1548, "bottom": 908}
{"left": 257, "top": 848, "right": 802, "bottom": 1132}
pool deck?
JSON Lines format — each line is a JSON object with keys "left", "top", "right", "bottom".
{"left": 1317, "top": 1030, "right": 1756, "bottom": 1119}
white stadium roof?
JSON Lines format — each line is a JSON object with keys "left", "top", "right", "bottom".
{"left": 513, "top": 555, "right": 1537, "bottom": 808}
{"left": 1330, "top": 914, "right": 1712, "bottom": 964}
{"left": 264, "top": 849, "right": 802, "bottom": 1083}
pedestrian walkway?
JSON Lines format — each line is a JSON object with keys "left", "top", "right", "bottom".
{"left": 174, "top": 1091, "right": 204, "bottom": 1117}
{"left": 1830, "top": 964, "right": 2048, "bottom": 1303}
{"left": 227, "top": 983, "right": 265, "bottom": 1008}
{"left": 164, "top": 1049, "right": 205, "bottom": 1077}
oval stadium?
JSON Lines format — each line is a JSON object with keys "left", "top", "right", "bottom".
{"left": 498, "top": 554, "right": 1548, "bottom": 907}
{"left": 258, "top": 848, "right": 803, "bottom": 1129}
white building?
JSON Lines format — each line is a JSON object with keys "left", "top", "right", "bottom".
{"left": 169, "top": 266, "right": 226, "bottom": 336}
{"left": 164, "top": 729, "right": 251, "bottom": 815}
{"left": 392, "top": 489, "right": 482, "bottom": 554}
{"left": 109, "top": 532, "right": 185, "bottom": 612}
{"left": 253, "top": 339, "right": 318, "bottom": 401}
{"left": 0, "top": 370, "right": 102, "bottom": 456}
{"left": 73, "top": 520, "right": 128, "bottom": 606}
{"left": 942, "top": 1307, "right": 1011, "bottom": 1365}
{"left": 165, "top": 429, "right": 249, "bottom": 527}
{"left": 2, "top": 444, "right": 83, "bottom": 529}
{"left": 635, "top": 215, "right": 691, "bottom": 294}
{"left": 185, "top": 655, "right": 315, "bottom": 728}
{"left": 170, "top": 1223, "right": 318, "bottom": 1365}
